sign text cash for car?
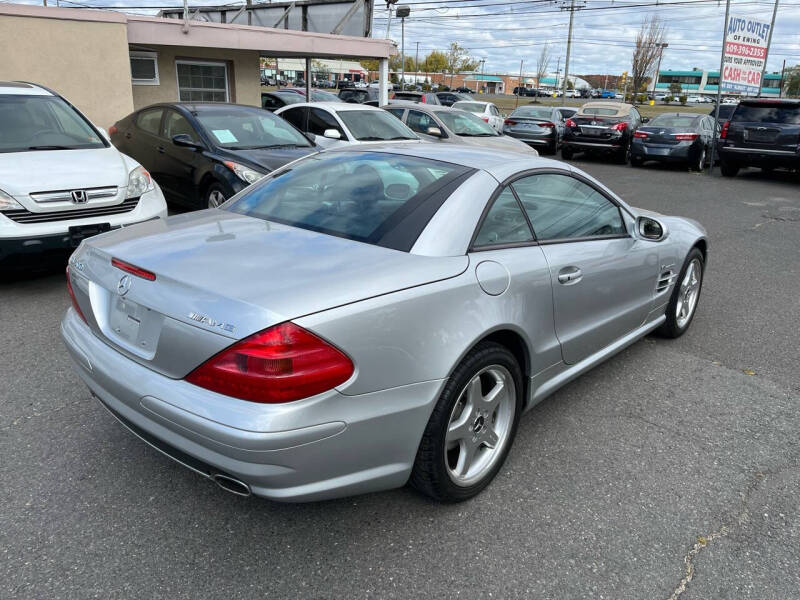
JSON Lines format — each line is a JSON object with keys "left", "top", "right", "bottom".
{"left": 721, "top": 15, "right": 771, "bottom": 95}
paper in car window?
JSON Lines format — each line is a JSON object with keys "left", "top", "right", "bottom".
{"left": 212, "top": 129, "right": 238, "bottom": 143}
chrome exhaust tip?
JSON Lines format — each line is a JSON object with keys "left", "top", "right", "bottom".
{"left": 212, "top": 474, "right": 251, "bottom": 497}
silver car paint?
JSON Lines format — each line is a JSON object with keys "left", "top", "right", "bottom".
{"left": 61, "top": 144, "right": 707, "bottom": 502}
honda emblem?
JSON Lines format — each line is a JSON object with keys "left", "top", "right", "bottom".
{"left": 71, "top": 190, "right": 88, "bottom": 204}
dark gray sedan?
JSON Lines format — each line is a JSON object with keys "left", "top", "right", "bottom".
{"left": 502, "top": 105, "right": 566, "bottom": 154}
{"left": 630, "top": 113, "right": 717, "bottom": 171}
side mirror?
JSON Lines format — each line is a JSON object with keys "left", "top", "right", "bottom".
{"left": 323, "top": 128, "right": 342, "bottom": 140}
{"left": 641, "top": 116, "right": 650, "bottom": 123}
{"left": 172, "top": 134, "right": 203, "bottom": 150}
{"left": 425, "top": 126, "right": 443, "bottom": 137}
{"left": 637, "top": 216, "right": 668, "bottom": 241}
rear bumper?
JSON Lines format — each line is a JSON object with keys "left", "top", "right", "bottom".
{"left": 718, "top": 145, "right": 800, "bottom": 167}
{"left": 563, "top": 139, "right": 624, "bottom": 152}
{"left": 503, "top": 130, "right": 555, "bottom": 145}
{"left": 631, "top": 142, "right": 692, "bottom": 161}
{"left": 60, "top": 308, "right": 444, "bottom": 502}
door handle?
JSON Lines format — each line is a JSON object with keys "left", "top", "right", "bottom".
{"left": 557, "top": 267, "right": 582, "bottom": 284}
{"left": 157, "top": 146, "right": 165, "bottom": 154}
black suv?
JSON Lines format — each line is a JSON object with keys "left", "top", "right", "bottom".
{"left": 717, "top": 99, "right": 800, "bottom": 177}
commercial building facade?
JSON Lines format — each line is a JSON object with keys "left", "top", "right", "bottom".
{"left": 655, "top": 69, "right": 783, "bottom": 97}
{"left": 0, "top": 3, "right": 394, "bottom": 127}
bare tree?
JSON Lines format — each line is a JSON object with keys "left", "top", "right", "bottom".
{"left": 631, "top": 16, "right": 667, "bottom": 104}
{"left": 535, "top": 43, "right": 551, "bottom": 90}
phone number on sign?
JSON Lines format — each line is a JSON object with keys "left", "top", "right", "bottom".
{"left": 725, "top": 42, "right": 766, "bottom": 58}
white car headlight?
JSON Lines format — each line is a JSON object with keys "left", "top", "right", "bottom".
{"left": 224, "top": 161, "right": 265, "bottom": 185}
{"left": 0, "top": 187, "right": 23, "bottom": 210}
{"left": 126, "top": 166, "right": 154, "bottom": 199}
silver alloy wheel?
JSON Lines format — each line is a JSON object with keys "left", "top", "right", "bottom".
{"left": 445, "top": 365, "right": 516, "bottom": 487}
{"left": 208, "top": 190, "right": 227, "bottom": 208}
{"left": 676, "top": 258, "right": 702, "bottom": 329}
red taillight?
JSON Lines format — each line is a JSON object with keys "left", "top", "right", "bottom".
{"left": 185, "top": 322, "right": 354, "bottom": 404}
{"left": 66, "top": 265, "right": 87, "bottom": 323}
{"left": 633, "top": 131, "right": 649, "bottom": 139}
{"left": 612, "top": 122, "right": 628, "bottom": 131}
{"left": 421, "top": 95, "right": 427, "bottom": 103}
{"left": 565, "top": 118, "right": 576, "bottom": 128}
{"left": 504, "top": 119, "right": 516, "bottom": 125}
{"left": 481, "top": 116, "right": 489, "bottom": 123}
{"left": 108, "top": 125, "right": 118, "bottom": 135}
{"left": 538, "top": 122, "right": 555, "bottom": 128}
{"left": 673, "top": 133, "right": 699, "bottom": 141}
{"left": 720, "top": 120, "right": 730, "bottom": 139}
{"left": 111, "top": 257, "right": 156, "bottom": 281}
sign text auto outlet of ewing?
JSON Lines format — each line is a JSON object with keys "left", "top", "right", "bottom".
{"left": 721, "top": 16, "right": 771, "bottom": 95}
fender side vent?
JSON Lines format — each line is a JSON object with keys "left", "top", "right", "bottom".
{"left": 656, "top": 270, "right": 675, "bottom": 293}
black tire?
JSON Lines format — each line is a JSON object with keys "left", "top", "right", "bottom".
{"left": 205, "top": 182, "right": 229, "bottom": 209}
{"left": 546, "top": 139, "right": 558, "bottom": 155}
{"left": 410, "top": 342, "right": 523, "bottom": 502}
{"left": 692, "top": 146, "right": 707, "bottom": 172}
{"left": 720, "top": 160, "right": 739, "bottom": 178}
{"left": 561, "top": 145, "right": 574, "bottom": 160}
{"left": 657, "top": 247, "right": 705, "bottom": 339}
{"left": 630, "top": 155, "right": 644, "bottom": 167}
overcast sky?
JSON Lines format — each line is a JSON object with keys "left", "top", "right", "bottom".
{"left": 9, "top": 0, "right": 799, "bottom": 76}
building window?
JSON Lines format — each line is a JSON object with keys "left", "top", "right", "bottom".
{"left": 130, "top": 52, "right": 159, "bottom": 86}
{"left": 176, "top": 60, "right": 228, "bottom": 102}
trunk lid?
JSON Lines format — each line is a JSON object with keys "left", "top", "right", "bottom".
{"left": 69, "top": 210, "right": 468, "bottom": 376}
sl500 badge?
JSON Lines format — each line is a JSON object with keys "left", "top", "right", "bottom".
{"left": 187, "top": 312, "right": 235, "bottom": 333}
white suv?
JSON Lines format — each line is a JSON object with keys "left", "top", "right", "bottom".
{"left": 0, "top": 82, "right": 166, "bottom": 268}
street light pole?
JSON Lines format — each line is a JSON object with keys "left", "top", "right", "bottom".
{"left": 652, "top": 43, "right": 668, "bottom": 98}
{"left": 757, "top": 0, "right": 779, "bottom": 98}
{"left": 396, "top": 5, "right": 410, "bottom": 90}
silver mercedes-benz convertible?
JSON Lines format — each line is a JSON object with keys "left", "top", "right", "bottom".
{"left": 61, "top": 144, "right": 707, "bottom": 503}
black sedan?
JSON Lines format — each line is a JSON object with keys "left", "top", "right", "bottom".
{"left": 436, "top": 92, "right": 471, "bottom": 107}
{"left": 261, "top": 90, "right": 305, "bottom": 111}
{"left": 630, "top": 112, "right": 717, "bottom": 171}
{"left": 110, "top": 103, "right": 318, "bottom": 209}
{"left": 561, "top": 101, "right": 647, "bottom": 164}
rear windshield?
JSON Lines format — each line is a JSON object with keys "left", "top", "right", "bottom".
{"left": 512, "top": 107, "right": 553, "bottom": 119}
{"left": 339, "top": 89, "right": 371, "bottom": 103}
{"left": 452, "top": 102, "right": 486, "bottom": 113}
{"left": 225, "top": 152, "right": 473, "bottom": 251}
{"left": 649, "top": 115, "right": 700, "bottom": 128}
{"left": 0, "top": 94, "right": 106, "bottom": 153}
{"left": 337, "top": 110, "right": 418, "bottom": 141}
{"left": 195, "top": 108, "right": 312, "bottom": 149}
{"left": 713, "top": 105, "right": 736, "bottom": 119}
{"left": 438, "top": 111, "right": 498, "bottom": 136}
{"left": 732, "top": 103, "right": 800, "bottom": 124}
{"left": 579, "top": 107, "right": 621, "bottom": 116}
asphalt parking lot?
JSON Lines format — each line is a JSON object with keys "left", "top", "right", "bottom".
{"left": 2, "top": 161, "right": 799, "bottom": 599}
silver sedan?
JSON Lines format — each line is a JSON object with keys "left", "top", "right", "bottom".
{"left": 62, "top": 145, "right": 707, "bottom": 503}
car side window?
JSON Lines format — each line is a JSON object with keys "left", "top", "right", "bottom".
{"left": 386, "top": 108, "right": 406, "bottom": 120}
{"left": 490, "top": 105, "right": 499, "bottom": 116}
{"left": 631, "top": 108, "right": 641, "bottom": 125}
{"left": 163, "top": 109, "right": 198, "bottom": 142}
{"left": 511, "top": 173, "right": 626, "bottom": 241}
{"left": 261, "top": 94, "right": 280, "bottom": 110}
{"left": 280, "top": 107, "right": 307, "bottom": 132}
{"left": 136, "top": 108, "right": 163, "bottom": 136}
{"left": 473, "top": 187, "right": 534, "bottom": 248}
{"left": 407, "top": 110, "right": 435, "bottom": 134}
{"left": 308, "top": 108, "right": 344, "bottom": 137}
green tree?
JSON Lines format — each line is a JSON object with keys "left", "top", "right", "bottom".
{"left": 421, "top": 50, "right": 449, "bottom": 73}
{"left": 445, "top": 42, "right": 479, "bottom": 74}
{"left": 668, "top": 81, "right": 682, "bottom": 96}
{"left": 360, "top": 59, "right": 379, "bottom": 72}
{"left": 784, "top": 65, "right": 800, "bottom": 96}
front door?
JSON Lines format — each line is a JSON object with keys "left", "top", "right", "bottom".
{"left": 160, "top": 109, "right": 205, "bottom": 205}
{"left": 510, "top": 172, "right": 658, "bottom": 364}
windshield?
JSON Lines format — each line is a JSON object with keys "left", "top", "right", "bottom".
{"left": 438, "top": 111, "right": 498, "bottom": 136}
{"left": 195, "top": 108, "right": 312, "bottom": 149}
{"left": 0, "top": 94, "right": 106, "bottom": 153}
{"left": 452, "top": 102, "right": 487, "bottom": 113}
{"left": 579, "top": 107, "right": 620, "bottom": 116}
{"left": 648, "top": 115, "right": 701, "bottom": 128}
{"left": 338, "top": 110, "right": 418, "bottom": 141}
{"left": 225, "top": 152, "right": 472, "bottom": 250}
{"left": 511, "top": 107, "right": 553, "bottom": 119}
{"left": 732, "top": 103, "right": 800, "bottom": 124}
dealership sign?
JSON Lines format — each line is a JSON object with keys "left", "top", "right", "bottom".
{"left": 721, "top": 15, "right": 771, "bottom": 94}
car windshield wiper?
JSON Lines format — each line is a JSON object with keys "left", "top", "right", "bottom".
{"left": 387, "top": 136, "right": 417, "bottom": 140}
{"left": 458, "top": 133, "right": 496, "bottom": 137}
{"left": 356, "top": 136, "right": 389, "bottom": 141}
{"left": 27, "top": 145, "right": 74, "bottom": 150}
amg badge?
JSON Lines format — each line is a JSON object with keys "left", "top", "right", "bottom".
{"left": 187, "top": 312, "right": 235, "bottom": 333}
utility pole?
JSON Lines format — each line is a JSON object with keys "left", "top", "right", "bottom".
{"left": 757, "top": 0, "right": 779, "bottom": 98}
{"left": 516, "top": 60, "right": 524, "bottom": 108}
{"left": 559, "top": 0, "right": 584, "bottom": 99}
{"left": 477, "top": 58, "right": 485, "bottom": 93}
{"left": 779, "top": 59, "right": 786, "bottom": 97}
{"left": 708, "top": 0, "right": 731, "bottom": 176}
{"left": 415, "top": 41, "right": 420, "bottom": 85}
{"left": 385, "top": 0, "right": 398, "bottom": 39}
{"left": 397, "top": 5, "right": 410, "bottom": 90}
{"left": 555, "top": 55, "right": 561, "bottom": 90}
